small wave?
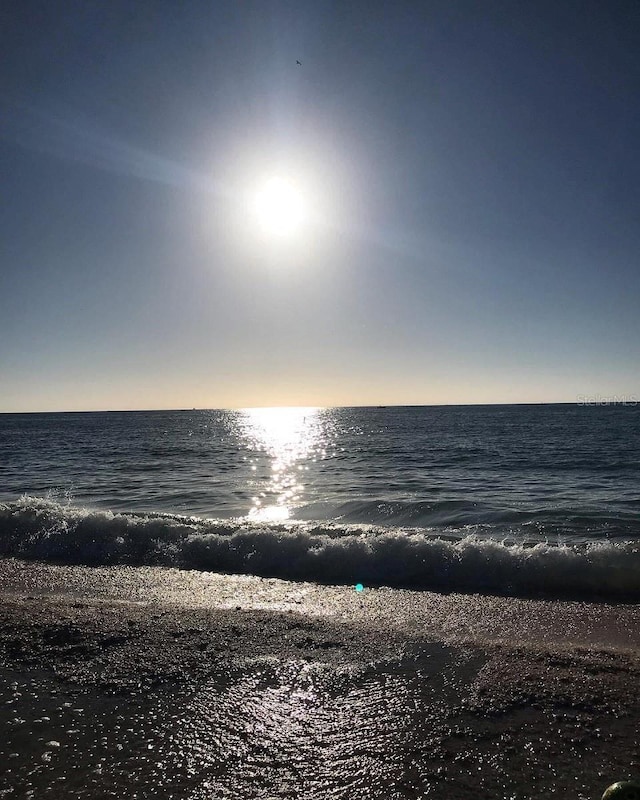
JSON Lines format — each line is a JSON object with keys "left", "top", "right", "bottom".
{"left": 292, "top": 497, "right": 640, "bottom": 534}
{"left": 1, "top": 496, "right": 639, "bottom": 600}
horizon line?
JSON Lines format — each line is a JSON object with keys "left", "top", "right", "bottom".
{"left": 1, "top": 400, "right": 637, "bottom": 415}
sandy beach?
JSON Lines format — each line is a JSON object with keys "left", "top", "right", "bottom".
{"left": 1, "top": 557, "right": 639, "bottom": 799}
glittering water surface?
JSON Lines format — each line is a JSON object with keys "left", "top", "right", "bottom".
{"left": 1, "top": 404, "right": 639, "bottom": 538}
{"left": 2, "top": 647, "right": 637, "bottom": 800}
{"left": 1, "top": 406, "right": 640, "bottom": 599}
{"left": 0, "top": 651, "right": 520, "bottom": 800}
{"left": 241, "top": 407, "right": 322, "bottom": 522}
{"left": 2, "top": 656, "right": 468, "bottom": 800}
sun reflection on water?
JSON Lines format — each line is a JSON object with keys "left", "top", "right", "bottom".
{"left": 239, "top": 407, "right": 322, "bottom": 522}
{"left": 164, "top": 658, "right": 421, "bottom": 799}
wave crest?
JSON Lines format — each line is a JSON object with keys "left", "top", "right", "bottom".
{"left": 1, "top": 497, "right": 639, "bottom": 600}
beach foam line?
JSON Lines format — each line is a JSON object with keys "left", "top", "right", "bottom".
{"left": 1, "top": 496, "right": 639, "bottom": 600}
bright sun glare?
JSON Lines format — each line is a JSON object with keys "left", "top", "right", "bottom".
{"left": 254, "top": 177, "right": 306, "bottom": 237}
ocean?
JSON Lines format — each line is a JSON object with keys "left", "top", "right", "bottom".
{"left": 1, "top": 403, "right": 639, "bottom": 600}
{"left": 2, "top": 404, "right": 640, "bottom": 799}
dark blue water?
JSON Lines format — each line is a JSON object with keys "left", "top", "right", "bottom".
{"left": 1, "top": 405, "right": 639, "bottom": 597}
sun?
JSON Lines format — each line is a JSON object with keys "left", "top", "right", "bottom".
{"left": 253, "top": 177, "right": 306, "bottom": 237}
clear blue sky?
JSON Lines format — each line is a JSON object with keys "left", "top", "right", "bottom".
{"left": 1, "top": 0, "right": 639, "bottom": 411}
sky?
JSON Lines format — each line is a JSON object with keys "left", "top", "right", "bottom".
{"left": 1, "top": 0, "right": 639, "bottom": 411}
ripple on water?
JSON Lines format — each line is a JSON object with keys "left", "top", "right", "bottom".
{"left": 2, "top": 642, "right": 638, "bottom": 799}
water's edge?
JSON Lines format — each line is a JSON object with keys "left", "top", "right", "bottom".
{"left": 2, "top": 497, "right": 640, "bottom": 601}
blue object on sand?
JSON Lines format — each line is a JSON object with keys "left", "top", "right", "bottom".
{"left": 355, "top": 583, "right": 364, "bottom": 592}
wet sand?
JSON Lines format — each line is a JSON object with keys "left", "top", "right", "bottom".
{"left": 1, "top": 557, "right": 639, "bottom": 799}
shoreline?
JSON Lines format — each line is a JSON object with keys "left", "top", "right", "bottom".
{"left": 1, "top": 556, "right": 639, "bottom": 652}
{"left": 4, "top": 496, "right": 640, "bottom": 603}
{"left": 1, "top": 558, "right": 639, "bottom": 798}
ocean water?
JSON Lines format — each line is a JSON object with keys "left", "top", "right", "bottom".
{"left": 1, "top": 404, "right": 639, "bottom": 599}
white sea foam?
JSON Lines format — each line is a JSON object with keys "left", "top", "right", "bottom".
{"left": 1, "top": 496, "right": 639, "bottom": 600}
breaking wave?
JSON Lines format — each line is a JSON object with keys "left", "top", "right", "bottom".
{"left": 1, "top": 496, "right": 639, "bottom": 600}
